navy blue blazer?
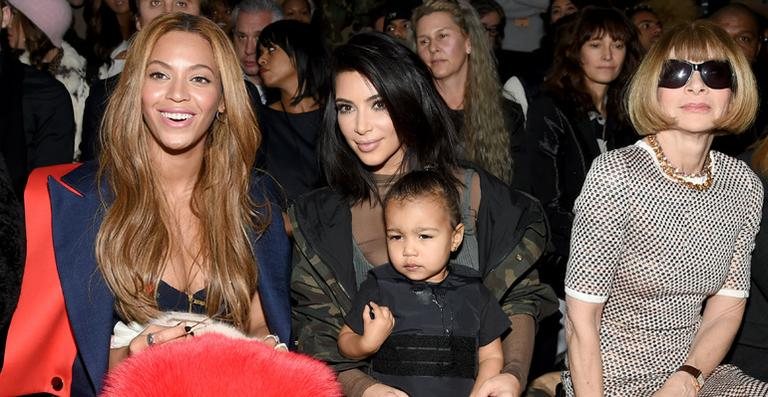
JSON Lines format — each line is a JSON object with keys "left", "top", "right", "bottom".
{"left": 50, "top": 162, "right": 292, "bottom": 395}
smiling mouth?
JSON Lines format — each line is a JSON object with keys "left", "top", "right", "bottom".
{"left": 161, "top": 112, "right": 194, "bottom": 122}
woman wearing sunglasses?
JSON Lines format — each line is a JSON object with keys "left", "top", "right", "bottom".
{"left": 564, "top": 21, "right": 768, "bottom": 396}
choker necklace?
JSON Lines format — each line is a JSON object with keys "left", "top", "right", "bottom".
{"left": 647, "top": 135, "right": 713, "bottom": 191}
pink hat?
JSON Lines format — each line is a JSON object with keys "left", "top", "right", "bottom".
{"left": 8, "top": 0, "right": 71, "bottom": 48}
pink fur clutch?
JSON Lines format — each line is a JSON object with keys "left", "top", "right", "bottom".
{"left": 101, "top": 332, "right": 341, "bottom": 396}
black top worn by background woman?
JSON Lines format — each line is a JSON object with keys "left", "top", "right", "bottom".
{"left": 256, "top": 104, "right": 324, "bottom": 205}
{"left": 513, "top": 94, "right": 637, "bottom": 298}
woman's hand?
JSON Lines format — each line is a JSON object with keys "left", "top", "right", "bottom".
{"left": 110, "top": 322, "right": 191, "bottom": 368}
{"left": 652, "top": 371, "right": 698, "bottom": 397}
{"left": 128, "top": 323, "right": 190, "bottom": 356}
{"left": 362, "top": 383, "right": 409, "bottom": 397}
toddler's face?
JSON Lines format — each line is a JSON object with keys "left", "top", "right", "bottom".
{"left": 384, "top": 195, "right": 463, "bottom": 283}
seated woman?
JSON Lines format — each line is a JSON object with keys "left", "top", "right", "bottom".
{"left": 256, "top": 19, "right": 329, "bottom": 204}
{"left": 413, "top": 0, "right": 524, "bottom": 185}
{"left": 0, "top": 13, "right": 291, "bottom": 396}
{"left": 564, "top": 20, "right": 767, "bottom": 396}
{"left": 290, "top": 32, "right": 557, "bottom": 397}
{"left": 513, "top": 6, "right": 641, "bottom": 299}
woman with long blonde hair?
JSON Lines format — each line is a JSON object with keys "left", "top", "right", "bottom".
{"left": 0, "top": 13, "right": 291, "bottom": 396}
{"left": 413, "top": 0, "right": 522, "bottom": 185}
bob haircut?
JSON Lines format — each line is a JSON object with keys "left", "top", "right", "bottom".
{"left": 257, "top": 19, "right": 330, "bottom": 106}
{"left": 97, "top": 13, "right": 264, "bottom": 330}
{"left": 321, "top": 32, "right": 460, "bottom": 203}
{"left": 627, "top": 20, "right": 758, "bottom": 136}
{"left": 546, "top": 6, "right": 641, "bottom": 115}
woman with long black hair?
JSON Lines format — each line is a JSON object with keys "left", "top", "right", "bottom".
{"left": 290, "top": 32, "right": 557, "bottom": 397}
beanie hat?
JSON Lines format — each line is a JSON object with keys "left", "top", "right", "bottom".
{"left": 7, "top": 0, "right": 71, "bottom": 47}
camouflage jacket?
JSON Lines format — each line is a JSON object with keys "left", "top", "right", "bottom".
{"left": 290, "top": 165, "right": 558, "bottom": 372}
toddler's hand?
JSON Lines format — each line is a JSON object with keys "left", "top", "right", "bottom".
{"left": 361, "top": 301, "right": 395, "bottom": 352}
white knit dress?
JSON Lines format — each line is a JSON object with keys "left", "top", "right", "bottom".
{"left": 562, "top": 141, "right": 766, "bottom": 396}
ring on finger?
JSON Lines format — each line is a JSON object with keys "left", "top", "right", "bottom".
{"left": 146, "top": 333, "right": 156, "bottom": 346}
{"left": 262, "top": 334, "right": 280, "bottom": 344}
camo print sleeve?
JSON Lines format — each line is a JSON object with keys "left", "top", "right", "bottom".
{"left": 289, "top": 207, "right": 365, "bottom": 374}
{"left": 483, "top": 195, "right": 558, "bottom": 321}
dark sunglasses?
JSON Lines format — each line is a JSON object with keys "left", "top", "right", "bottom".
{"left": 658, "top": 59, "right": 733, "bottom": 90}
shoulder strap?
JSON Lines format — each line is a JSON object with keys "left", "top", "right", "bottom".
{"left": 0, "top": 163, "right": 81, "bottom": 396}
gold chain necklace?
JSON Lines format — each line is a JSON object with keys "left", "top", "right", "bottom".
{"left": 647, "top": 135, "right": 713, "bottom": 191}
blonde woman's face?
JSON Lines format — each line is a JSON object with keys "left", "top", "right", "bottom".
{"left": 657, "top": 56, "right": 733, "bottom": 134}
{"left": 141, "top": 31, "right": 224, "bottom": 157}
{"left": 416, "top": 11, "right": 471, "bottom": 82}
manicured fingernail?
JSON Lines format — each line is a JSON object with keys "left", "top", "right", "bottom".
{"left": 184, "top": 326, "right": 192, "bottom": 333}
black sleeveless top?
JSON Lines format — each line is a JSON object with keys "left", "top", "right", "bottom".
{"left": 156, "top": 280, "right": 207, "bottom": 314}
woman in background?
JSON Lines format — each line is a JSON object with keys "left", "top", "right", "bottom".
{"left": 256, "top": 19, "right": 329, "bottom": 204}
{"left": 413, "top": 0, "right": 524, "bottom": 185}
{"left": 514, "top": 6, "right": 641, "bottom": 300}
{"left": 6, "top": 0, "right": 89, "bottom": 161}
{"left": 85, "top": 0, "right": 136, "bottom": 79}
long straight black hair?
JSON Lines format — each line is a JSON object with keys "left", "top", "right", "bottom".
{"left": 320, "top": 32, "right": 461, "bottom": 203}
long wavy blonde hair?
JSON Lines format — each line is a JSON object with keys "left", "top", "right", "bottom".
{"left": 413, "top": 0, "right": 511, "bottom": 183}
{"left": 96, "top": 13, "right": 265, "bottom": 331}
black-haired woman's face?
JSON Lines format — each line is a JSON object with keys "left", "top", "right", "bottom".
{"left": 334, "top": 71, "right": 405, "bottom": 175}
{"left": 579, "top": 35, "right": 626, "bottom": 87}
{"left": 282, "top": 0, "right": 311, "bottom": 24}
{"left": 105, "top": 0, "right": 131, "bottom": 14}
{"left": 551, "top": 0, "right": 577, "bottom": 24}
{"left": 257, "top": 43, "right": 297, "bottom": 91}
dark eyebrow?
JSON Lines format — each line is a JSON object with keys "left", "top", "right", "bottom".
{"left": 335, "top": 94, "right": 381, "bottom": 104}
{"left": 146, "top": 60, "right": 215, "bottom": 74}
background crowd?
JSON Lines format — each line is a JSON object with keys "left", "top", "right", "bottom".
{"left": 1, "top": 0, "right": 768, "bottom": 396}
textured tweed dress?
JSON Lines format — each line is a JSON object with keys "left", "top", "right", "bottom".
{"left": 563, "top": 141, "right": 765, "bottom": 396}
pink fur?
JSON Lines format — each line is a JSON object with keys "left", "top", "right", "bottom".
{"left": 101, "top": 333, "right": 341, "bottom": 396}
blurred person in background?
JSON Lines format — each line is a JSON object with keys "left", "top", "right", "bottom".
{"left": 231, "top": 0, "right": 282, "bottom": 104}
{"left": 6, "top": 0, "right": 88, "bottom": 161}
{"left": 413, "top": 0, "right": 525, "bottom": 186}
{"left": 626, "top": 3, "right": 662, "bottom": 53}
